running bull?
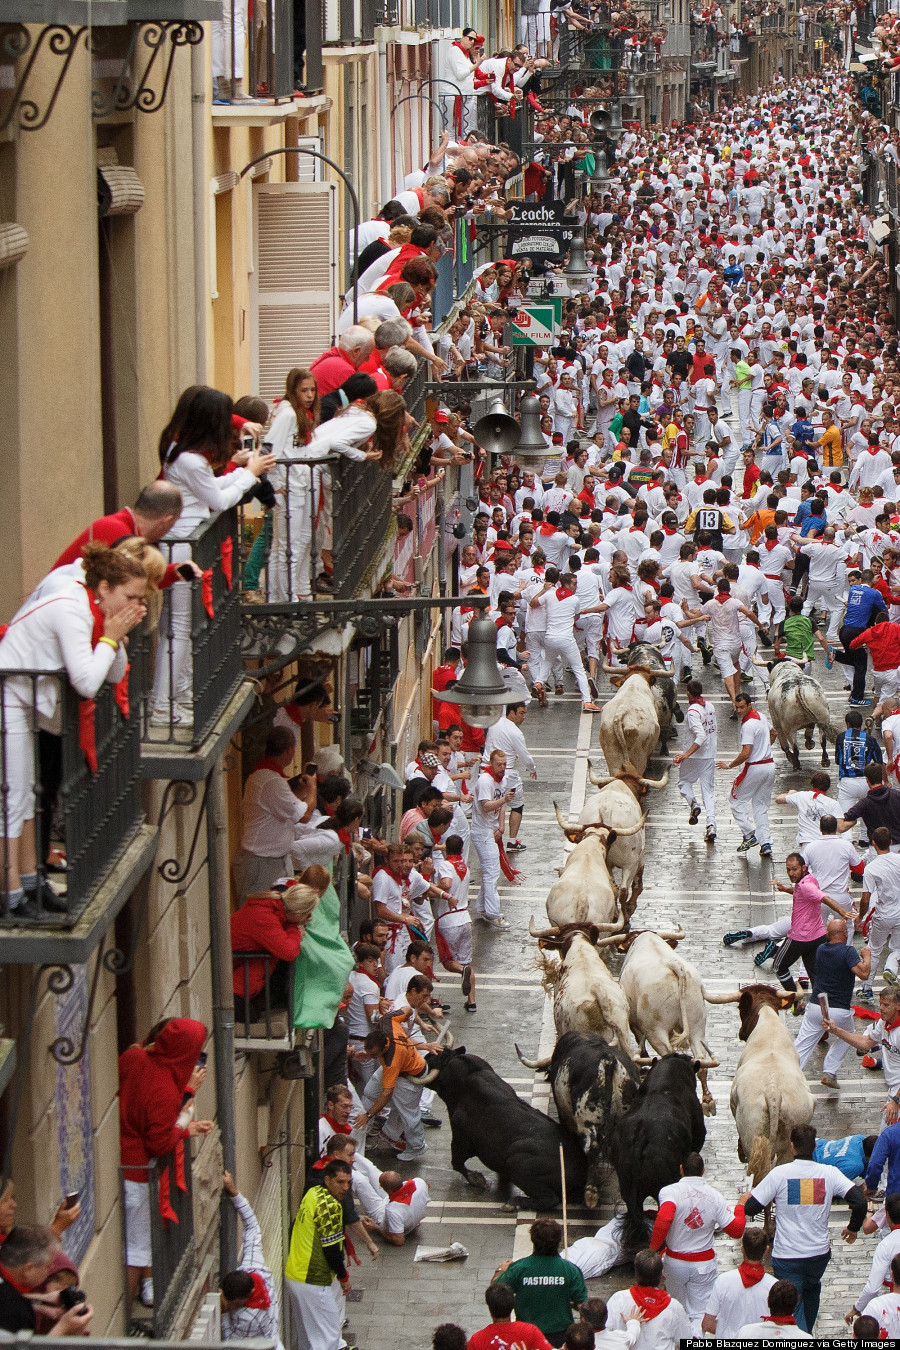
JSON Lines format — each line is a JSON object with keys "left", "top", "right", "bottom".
{"left": 577, "top": 766, "right": 670, "bottom": 915}
{"left": 516, "top": 1029, "right": 641, "bottom": 1209}
{"left": 420, "top": 1046, "right": 588, "bottom": 1209}
{"left": 541, "top": 816, "right": 645, "bottom": 930}
{"left": 529, "top": 924, "right": 641, "bottom": 1057}
{"left": 753, "top": 655, "right": 841, "bottom": 769}
{"left": 597, "top": 666, "right": 663, "bottom": 778}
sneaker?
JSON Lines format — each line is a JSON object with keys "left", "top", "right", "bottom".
{"left": 24, "top": 880, "right": 68, "bottom": 914}
{"left": 884, "top": 970, "right": 898, "bottom": 987}
{"left": 849, "top": 697, "right": 872, "bottom": 707}
{"left": 588, "top": 676, "right": 599, "bottom": 699}
{"left": 759, "top": 844, "right": 773, "bottom": 859}
{"left": 507, "top": 839, "right": 526, "bottom": 851}
{"left": 825, "top": 646, "right": 834, "bottom": 670}
{"left": 464, "top": 1001, "right": 477, "bottom": 1012}
{"left": 755, "top": 938, "right": 779, "bottom": 966}
{"left": 705, "top": 826, "right": 716, "bottom": 843}
{"left": 582, "top": 702, "right": 603, "bottom": 713}
{"left": 396, "top": 1147, "right": 428, "bottom": 1162}
{"left": 680, "top": 669, "right": 692, "bottom": 682}
{"left": 461, "top": 963, "right": 472, "bottom": 997}
{"left": 486, "top": 916, "right": 510, "bottom": 930}
{"left": 688, "top": 804, "right": 701, "bottom": 825}
{"left": 140, "top": 1279, "right": 154, "bottom": 1308}
{"left": 798, "top": 975, "right": 810, "bottom": 989}
{"left": 857, "top": 988, "right": 876, "bottom": 1004}
{"left": 555, "top": 684, "right": 565, "bottom": 696}
{"left": 862, "top": 1053, "right": 883, "bottom": 1070}
{"left": 175, "top": 701, "right": 194, "bottom": 726}
{"left": 793, "top": 997, "right": 807, "bottom": 1017}
{"left": 150, "top": 705, "right": 185, "bottom": 726}
{"left": 723, "top": 930, "right": 751, "bottom": 947}
{"left": 820, "top": 1072, "right": 839, "bottom": 1089}
{"left": 534, "top": 682, "right": 546, "bottom": 708}
{"left": 736, "top": 835, "right": 758, "bottom": 853}
{"left": 420, "top": 1115, "right": 442, "bottom": 1128}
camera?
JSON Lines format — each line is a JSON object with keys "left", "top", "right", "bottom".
{"left": 59, "top": 1288, "right": 87, "bottom": 1312}
{"left": 196, "top": 1050, "right": 208, "bottom": 1069}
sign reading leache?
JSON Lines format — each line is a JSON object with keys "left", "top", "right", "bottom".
{"left": 505, "top": 200, "right": 577, "bottom": 268}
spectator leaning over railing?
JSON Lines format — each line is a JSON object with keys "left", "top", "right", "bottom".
{"left": 0, "top": 542, "right": 148, "bottom": 919}
{"left": 118, "top": 1018, "right": 214, "bottom": 1308}
{"left": 153, "top": 386, "right": 274, "bottom": 726}
{"left": 231, "top": 879, "right": 320, "bottom": 1025}
{"left": 310, "top": 328, "right": 376, "bottom": 397}
{"left": 0, "top": 1225, "right": 93, "bottom": 1337}
{"left": 220, "top": 1171, "right": 285, "bottom": 1350}
{"left": 51, "top": 480, "right": 185, "bottom": 575}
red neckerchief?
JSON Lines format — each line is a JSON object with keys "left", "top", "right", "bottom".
{"left": 322, "top": 1113, "right": 351, "bottom": 1135}
{"left": 338, "top": 828, "right": 353, "bottom": 854}
{"left": 742, "top": 709, "right": 760, "bottom": 723}
{"left": 738, "top": 1261, "right": 766, "bottom": 1288}
{"left": 0, "top": 1262, "right": 30, "bottom": 1294}
{"left": 496, "top": 616, "right": 511, "bottom": 629}
{"left": 714, "top": 592, "right": 731, "bottom": 603}
{"left": 485, "top": 766, "right": 505, "bottom": 784}
{"left": 761, "top": 1315, "right": 797, "bottom": 1325}
{"left": 255, "top": 757, "right": 288, "bottom": 777}
{"left": 884, "top": 1011, "right": 900, "bottom": 1033}
{"left": 765, "top": 539, "right": 779, "bottom": 550}
{"left": 388, "top": 1179, "right": 418, "bottom": 1205}
{"left": 245, "top": 1272, "right": 271, "bottom": 1309}
{"left": 452, "top": 39, "right": 472, "bottom": 54}
{"left": 282, "top": 701, "right": 304, "bottom": 726}
{"left": 869, "top": 445, "right": 882, "bottom": 455}
{"left": 446, "top": 853, "right": 468, "bottom": 880}
{"left": 379, "top": 865, "right": 406, "bottom": 886}
{"left": 662, "top": 527, "right": 678, "bottom": 536}
{"left": 630, "top": 1286, "right": 671, "bottom": 1319}
{"left": 538, "top": 523, "right": 556, "bottom": 536}
{"left": 556, "top": 587, "right": 575, "bottom": 600}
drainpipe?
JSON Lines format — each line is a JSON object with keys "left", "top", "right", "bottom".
{"left": 192, "top": 39, "right": 208, "bottom": 382}
{"left": 207, "top": 758, "right": 237, "bottom": 1273}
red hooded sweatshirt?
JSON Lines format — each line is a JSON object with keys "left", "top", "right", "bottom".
{"left": 231, "top": 893, "right": 303, "bottom": 999}
{"left": 118, "top": 1018, "right": 206, "bottom": 1181}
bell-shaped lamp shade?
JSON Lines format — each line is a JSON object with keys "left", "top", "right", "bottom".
{"left": 434, "top": 614, "right": 521, "bottom": 729}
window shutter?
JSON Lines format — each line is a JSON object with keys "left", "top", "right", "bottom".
{"left": 251, "top": 180, "right": 339, "bottom": 400}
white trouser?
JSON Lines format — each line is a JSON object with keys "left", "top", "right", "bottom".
{"left": 750, "top": 390, "right": 766, "bottom": 429}
{"left": 803, "top": 582, "right": 843, "bottom": 641}
{"left": 212, "top": 0, "right": 246, "bottom": 78}
{"left": 794, "top": 1001, "right": 855, "bottom": 1074}
{"left": 363, "top": 1067, "right": 426, "bottom": 1154}
{"left": 730, "top": 761, "right": 775, "bottom": 845}
{"left": 567, "top": 1218, "right": 627, "bottom": 1279}
{"left": 269, "top": 488, "right": 314, "bottom": 602}
{"left": 737, "top": 619, "right": 757, "bottom": 671}
{"left": 692, "top": 412, "right": 711, "bottom": 445}
{"left": 471, "top": 828, "right": 502, "bottom": 918}
{"left": 760, "top": 576, "right": 786, "bottom": 626}
{"left": 837, "top": 776, "right": 870, "bottom": 823}
{"left": 678, "top": 756, "right": 716, "bottom": 829}
{"left": 712, "top": 641, "right": 742, "bottom": 679}
{"left": 555, "top": 415, "right": 575, "bottom": 445}
{"left": 737, "top": 389, "right": 753, "bottom": 443}
{"left": 747, "top": 915, "right": 791, "bottom": 943}
{"left": 450, "top": 804, "right": 470, "bottom": 862}
{"left": 286, "top": 1279, "right": 342, "bottom": 1350}
{"left": 0, "top": 717, "right": 35, "bottom": 841}
{"left": 661, "top": 1256, "right": 718, "bottom": 1332}
{"left": 124, "top": 1179, "right": 152, "bottom": 1267}
{"left": 152, "top": 543, "right": 193, "bottom": 710}
{"left": 874, "top": 670, "right": 900, "bottom": 703}
{"left": 383, "top": 922, "right": 411, "bottom": 974}
{"left": 720, "top": 445, "right": 740, "bottom": 477}
{"left": 543, "top": 635, "right": 591, "bottom": 702}
{"left": 867, "top": 910, "right": 900, "bottom": 983}
{"left": 527, "top": 633, "right": 565, "bottom": 688}
{"left": 576, "top": 614, "right": 605, "bottom": 660}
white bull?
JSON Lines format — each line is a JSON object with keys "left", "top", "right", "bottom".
{"left": 729, "top": 1002, "right": 815, "bottom": 1185}
{"left": 755, "top": 656, "right": 841, "bottom": 770}
{"left": 612, "top": 931, "right": 739, "bottom": 1116}
{"left": 535, "top": 928, "right": 641, "bottom": 1057}
{"left": 540, "top": 819, "right": 645, "bottom": 932}
{"left": 579, "top": 766, "right": 669, "bottom": 915}
{"left": 598, "top": 667, "right": 661, "bottom": 779}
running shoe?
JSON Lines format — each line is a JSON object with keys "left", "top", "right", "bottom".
{"left": 759, "top": 843, "right": 773, "bottom": 859}
{"left": 736, "top": 835, "right": 758, "bottom": 853}
{"left": 689, "top": 804, "right": 701, "bottom": 825}
{"left": 705, "top": 825, "right": 716, "bottom": 843}
{"left": 583, "top": 702, "right": 603, "bottom": 713}
{"left": 723, "top": 930, "right": 751, "bottom": 947}
{"left": 885, "top": 969, "right": 898, "bottom": 986}
{"left": 754, "top": 938, "right": 779, "bottom": 966}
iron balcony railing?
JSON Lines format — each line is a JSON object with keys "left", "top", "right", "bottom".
{"left": 239, "top": 455, "right": 394, "bottom": 605}
{"left": 121, "top": 1150, "right": 195, "bottom": 1339}
{"left": 0, "top": 668, "right": 144, "bottom": 927}
{"left": 143, "top": 509, "right": 242, "bottom": 747}
{"left": 233, "top": 950, "right": 296, "bottom": 1048}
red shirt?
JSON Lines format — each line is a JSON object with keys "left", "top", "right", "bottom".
{"left": 231, "top": 893, "right": 302, "bottom": 999}
{"left": 52, "top": 507, "right": 179, "bottom": 586}
{"left": 850, "top": 621, "right": 900, "bottom": 672}
{"left": 468, "top": 1323, "right": 552, "bottom": 1350}
{"left": 310, "top": 347, "right": 358, "bottom": 396}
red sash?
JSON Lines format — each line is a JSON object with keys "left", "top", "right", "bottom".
{"left": 388, "top": 1179, "right": 418, "bottom": 1205}
{"left": 630, "top": 1286, "right": 671, "bottom": 1319}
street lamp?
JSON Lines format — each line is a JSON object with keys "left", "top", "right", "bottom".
{"left": 434, "top": 613, "right": 523, "bottom": 728}
{"left": 563, "top": 234, "right": 594, "bottom": 293}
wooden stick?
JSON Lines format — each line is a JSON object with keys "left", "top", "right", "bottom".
{"left": 559, "top": 1142, "right": 569, "bottom": 1255}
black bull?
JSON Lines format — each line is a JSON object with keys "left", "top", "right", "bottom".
{"left": 516, "top": 1030, "right": 641, "bottom": 1208}
{"left": 422, "top": 1046, "right": 588, "bottom": 1208}
{"left": 611, "top": 1053, "right": 707, "bottom": 1250}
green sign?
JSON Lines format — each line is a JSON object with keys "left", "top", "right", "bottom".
{"left": 511, "top": 303, "right": 557, "bottom": 347}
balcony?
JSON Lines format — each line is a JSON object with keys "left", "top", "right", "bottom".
{"left": 233, "top": 951, "right": 305, "bottom": 1051}
{"left": 140, "top": 509, "right": 254, "bottom": 780}
{"left": 121, "top": 1151, "right": 195, "bottom": 1339}
{"left": 0, "top": 0, "right": 218, "bottom": 22}
{"left": 0, "top": 664, "right": 158, "bottom": 959}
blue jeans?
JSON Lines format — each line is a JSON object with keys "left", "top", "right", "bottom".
{"left": 772, "top": 1250, "right": 831, "bottom": 1331}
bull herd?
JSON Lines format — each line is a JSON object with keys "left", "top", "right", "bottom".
{"left": 419, "top": 650, "right": 830, "bottom": 1253}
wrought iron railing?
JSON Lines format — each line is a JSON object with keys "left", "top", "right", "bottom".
{"left": 142, "top": 509, "right": 242, "bottom": 747}
{"left": 0, "top": 667, "right": 144, "bottom": 927}
{"left": 121, "top": 1150, "right": 195, "bottom": 1338}
{"left": 233, "top": 951, "right": 296, "bottom": 1046}
{"left": 239, "top": 455, "right": 394, "bottom": 604}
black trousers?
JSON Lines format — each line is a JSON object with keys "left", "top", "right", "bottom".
{"left": 833, "top": 624, "right": 866, "bottom": 700}
{"left": 772, "top": 934, "right": 827, "bottom": 992}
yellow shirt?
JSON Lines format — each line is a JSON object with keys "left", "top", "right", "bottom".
{"left": 818, "top": 424, "right": 843, "bottom": 467}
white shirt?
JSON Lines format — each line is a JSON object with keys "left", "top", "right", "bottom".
{"left": 701, "top": 596, "right": 743, "bottom": 646}
{"left": 484, "top": 716, "right": 536, "bottom": 777}
{"left": 544, "top": 589, "right": 582, "bottom": 641}
{"left": 657, "top": 1176, "right": 735, "bottom": 1256}
{"left": 383, "top": 1176, "right": 430, "bottom": 1234}
{"left": 750, "top": 1159, "right": 854, "bottom": 1259}
{"left": 863, "top": 853, "right": 900, "bottom": 918}
{"left": 684, "top": 700, "right": 717, "bottom": 759}
{"left": 704, "top": 1268, "right": 776, "bottom": 1338}
{"left": 605, "top": 1290, "right": 692, "bottom": 1350}
{"left": 240, "top": 767, "right": 306, "bottom": 858}
{"left": 855, "top": 1226, "right": 900, "bottom": 1311}
{"left": 799, "top": 539, "right": 849, "bottom": 586}
{"left": 736, "top": 1320, "right": 812, "bottom": 1340}
{"left": 347, "top": 969, "right": 381, "bottom": 1037}
{"left": 859, "top": 1292, "right": 900, "bottom": 1340}
{"left": 784, "top": 790, "right": 841, "bottom": 847}
{"left": 471, "top": 767, "right": 509, "bottom": 834}
{"left": 739, "top": 711, "right": 773, "bottom": 763}
{"left": 163, "top": 451, "right": 256, "bottom": 535}
{"left": 802, "top": 835, "right": 862, "bottom": 899}
{"left": 869, "top": 1017, "right": 900, "bottom": 1095}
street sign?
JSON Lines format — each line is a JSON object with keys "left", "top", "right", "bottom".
{"left": 511, "top": 303, "right": 557, "bottom": 347}
{"left": 505, "top": 200, "right": 577, "bottom": 270}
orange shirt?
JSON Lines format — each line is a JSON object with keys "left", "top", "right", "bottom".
{"left": 745, "top": 508, "right": 775, "bottom": 545}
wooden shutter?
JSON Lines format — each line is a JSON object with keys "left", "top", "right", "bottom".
{"left": 252, "top": 180, "right": 339, "bottom": 400}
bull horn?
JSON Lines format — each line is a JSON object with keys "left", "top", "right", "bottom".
{"left": 702, "top": 988, "right": 744, "bottom": 1004}
{"left": 529, "top": 916, "right": 560, "bottom": 939}
{"left": 553, "top": 802, "right": 569, "bottom": 832}
{"left": 601, "top": 661, "right": 624, "bottom": 674}
{"left": 515, "top": 1043, "right": 552, "bottom": 1071}
{"left": 695, "top": 1057, "right": 720, "bottom": 1069}
{"left": 634, "top": 1056, "right": 655, "bottom": 1065}
{"left": 639, "top": 770, "right": 669, "bottom": 789}
{"left": 751, "top": 654, "right": 768, "bottom": 667}
{"left": 418, "top": 1064, "right": 442, "bottom": 1085}
{"left": 594, "top": 930, "right": 627, "bottom": 947}
{"left": 610, "top": 815, "right": 647, "bottom": 838}
{"left": 588, "top": 765, "right": 613, "bottom": 787}
{"left": 654, "top": 926, "right": 686, "bottom": 942}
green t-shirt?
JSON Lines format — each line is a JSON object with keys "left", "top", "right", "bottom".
{"left": 784, "top": 612, "right": 815, "bottom": 661}
{"left": 497, "top": 1254, "right": 588, "bottom": 1335}
{"left": 734, "top": 359, "right": 752, "bottom": 389}
{"left": 608, "top": 412, "right": 624, "bottom": 440}
{"left": 284, "top": 1185, "right": 345, "bottom": 1286}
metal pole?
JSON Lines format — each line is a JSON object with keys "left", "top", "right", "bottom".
{"left": 239, "top": 147, "right": 362, "bottom": 323}
{"left": 191, "top": 40, "right": 208, "bottom": 381}
{"left": 207, "top": 757, "right": 237, "bottom": 1275}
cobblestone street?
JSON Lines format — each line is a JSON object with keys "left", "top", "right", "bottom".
{"left": 348, "top": 669, "right": 888, "bottom": 1348}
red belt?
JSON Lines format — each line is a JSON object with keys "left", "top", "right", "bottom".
{"left": 732, "top": 757, "right": 774, "bottom": 795}
{"left": 764, "top": 573, "right": 782, "bottom": 580}
{"left": 664, "top": 1247, "right": 716, "bottom": 1262}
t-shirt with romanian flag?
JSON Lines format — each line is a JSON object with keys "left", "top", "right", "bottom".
{"left": 749, "top": 1159, "right": 854, "bottom": 1260}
